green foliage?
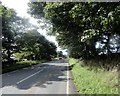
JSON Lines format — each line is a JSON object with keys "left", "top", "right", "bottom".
{"left": 1, "top": 3, "right": 35, "bottom": 63}
{"left": 57, "top": 51, "right": 63, "bottom": 57}
{"left": 28, "top": 2, "right": 120, "bottom": 60}
{"left": 2, "top": 60, "right": 46, "bottom": 73}
{"left": 1, "top": 3, "right": 16, "bottom": 62}
{"left": 1, "top": 2, "right": 57, "bottom": 68}
{"left": 16, "top": 60, "right": 44, "bottom": 65}
{"left": 16, "top": 30, "right": 57, "bottom": 60}
{"left": 69, "top": 58, "right": 118, "bottom": 94}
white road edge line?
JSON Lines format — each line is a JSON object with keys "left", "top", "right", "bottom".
{"left": 66, "top": 63, "right": 69, "bottom": 95}
{"left": 16, "top": 69, "right": 43, "bottom": 84}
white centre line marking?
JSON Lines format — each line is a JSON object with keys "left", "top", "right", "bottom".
{"left": 16, "top": 69, "right": 43, "bottom": 84}
{"left": 66, "top": 63, "right": 69, "bottom": 94}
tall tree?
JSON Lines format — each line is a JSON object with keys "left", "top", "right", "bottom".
{"left": 16, "top": 30, "right": 57, "bottom": 60}
{"left": 0, "top": 3, "right": 16, "bottom": 62}
{"left": 28, "top": 2, "right": 120, "bottom": 59}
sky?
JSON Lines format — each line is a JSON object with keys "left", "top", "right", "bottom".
{"left": 0, "top": 0, "right": 67, "bottom": 55}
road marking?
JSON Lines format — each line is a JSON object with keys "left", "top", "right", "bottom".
{"left": 16, "top": 69, "right": 43, "bottom": 84}
{"left": 66, "top": 63, "right": 69, "bottom": 94}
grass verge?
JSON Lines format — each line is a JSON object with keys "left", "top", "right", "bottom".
{"left": 2, "top": 60, "right": 47, "bottom": 74}
{"left": 68, "top": 58, "right": 118, "bottom": 94}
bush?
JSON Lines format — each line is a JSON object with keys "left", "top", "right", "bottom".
{"left": 69, "top": 58, "right": 119, "bottom": 94}
{"left": 2, "top": 60, "right": 47, "bottom": 74}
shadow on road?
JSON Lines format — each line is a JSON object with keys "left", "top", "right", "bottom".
{"left": 48, "top": 59, "right": 68, "bottom": 63}
{"left": 2, "top": 60, "right": 69, "bottom": 90}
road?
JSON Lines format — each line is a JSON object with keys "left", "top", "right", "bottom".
{"left": 1, "top": 60, "right": 77, "bottom": 95}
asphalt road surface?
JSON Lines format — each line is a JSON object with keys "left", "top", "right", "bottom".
{"left": 1, "top": 60, "right": 77, "bottom": 95}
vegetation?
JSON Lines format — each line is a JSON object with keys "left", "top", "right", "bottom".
{"left": 28, "top": 2, "right": 120, "bottom": 94}
{"left": 69, "top": 58, "right": 118, "bottom": 94}
{"left": 1, "top": 2, "right": 57, "bottom": 73}
{"left": 28, "top": 2, "right": 120, "bottom": 61}
{"left": 1, "top": 1, "right": 120, "bottom": 94}
{"left": 2, "top": 60, "right": 47, "bottom": 73}
{"left": 16, "top": 30, "right": 57, "bottom": 61}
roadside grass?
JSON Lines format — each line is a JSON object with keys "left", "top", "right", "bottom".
{"left": 69, "top": 58, "right": 118, "bottom": 94}
{"left": 2, "top": 60, "right": 47, "bottom": 74}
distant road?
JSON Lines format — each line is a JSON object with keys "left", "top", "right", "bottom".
{"left": 1, "top": 60, "right": 77, "bottom": 95}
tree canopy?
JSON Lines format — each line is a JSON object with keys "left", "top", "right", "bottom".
{"left": 1, "top": 3, "right": 16, "bottom": 62}
{"left": 1, "top": 2, "right": 57, "bottom": 64}
{"left": 28, "top": 2, "right": 120, "bottom": 59}
{"left": 16, "top": 30, "right": 57, "bottom": 60}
